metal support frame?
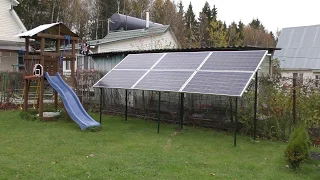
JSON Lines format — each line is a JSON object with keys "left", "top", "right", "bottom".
{"left": 180, "top": 93, "right": 184, "bottom": 130}
{"left": 157, "top": 91, "right": 161, "bottom": 133}
{"left": 234, "top": 97, "right": 238, "bottom": 147}
{"left": 253, "top": 71, "right": 258, "bottom": 140}
{"left": 125, "top": 89, "right": 128, "bottom": 121}
{"left": 293, "top": 73, "right": 297, "bottom": 125}
{"left": 100, "top": 88, "right": 103, "bottom": 124}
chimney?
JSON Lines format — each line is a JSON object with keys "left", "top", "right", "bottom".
{"left": 146, "top": 12, "right": 150, "bottom": 28}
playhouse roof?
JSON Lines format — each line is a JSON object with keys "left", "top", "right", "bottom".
{"left": 17, "top": 22, "right": 78, "bottom": 39}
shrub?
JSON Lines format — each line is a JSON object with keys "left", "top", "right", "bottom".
{"left": 19, "top": 110, "right": 39, "bottom": 121}
{"left": 284, "top": 126, "right": 311, "bottom": 169}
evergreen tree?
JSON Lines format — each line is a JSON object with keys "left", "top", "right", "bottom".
{"left": 198, "top": 1, "right": 213, "bottom": 47}
{"left": 208, "top": 20, "right": 227, "bottom": 47}
{"left": 227, "top": 21, "right": 240, "bottom": 46}
{"left": 237, "top": 20, "right": 245, "bottom": 46}
{"left": 202, "top": 1, "right": 212, "bottom": 21}
{"left": 212, "top": 5, "right": 217, "bottom": 20}
{"left": 249, "top": 18, "right": 265, "bottom": 30}
{"left": 184, "top": 2, "right": 198, "bottom": 47}
{"left": 174, "top": 1, "right": 188, "bottom": 48}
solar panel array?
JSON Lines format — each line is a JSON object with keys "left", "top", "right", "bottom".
{"left": 94, "top": 50, "right": 267, "bottom": 97}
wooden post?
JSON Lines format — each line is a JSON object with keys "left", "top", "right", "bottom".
{"left": 71, "top": 40, "right": 76, "bottom": 88}
{"left": 23, "top": 79, "right": 29, "bottom": 111}
{"left": 54, "top": 27, "right": 61, "bottom": 111}
{"left": 23, "top": 37, "right": 30, "bottom": 111}
{"left": 39, "top": 37, "right": 45, "bottom": 118}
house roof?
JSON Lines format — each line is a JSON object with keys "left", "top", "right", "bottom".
{"left": 88, "top": 25, "right": 170, "bottom": 45}
{"left": 17, "top": 22, "right": 78, "bottom": 39}
{"left": 8, "top": 0, "right": 19, "bottom": 6}
{"left": 274, "top": 24, "right": 320, "bottom": 70}
{"left": 0, "top": 0, "right": 26, "bottom": 44}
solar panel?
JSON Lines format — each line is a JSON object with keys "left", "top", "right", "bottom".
{"left": 182, "top": 71, "right": 253, "bottom": 96}
{"left": 94, "top": 50, "right": 268, "bottom": 97}
{"left": 94, "top": 70, "right": 147, "bottom": 89}
{"left": 115, "top": 53, "right": 165, "bottom": 69}
{"left": 134, "top": 71, "right": 194, "bottom": 91}
{"left": 201, "top": 51, "right": 267, "bottom": 71}
{"left": 154, "top": 52, "right": 210, "bottom": 70}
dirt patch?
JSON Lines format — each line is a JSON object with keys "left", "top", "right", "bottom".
{"left": 311, "top": 151, "right": 320, "bottom": 161}
{"left": 163, "top": 131, "right": 179, "bottom": 151}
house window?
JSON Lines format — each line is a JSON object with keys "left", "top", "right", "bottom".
{"left": 63, "top": 61, "right": 71, "bottom": 76}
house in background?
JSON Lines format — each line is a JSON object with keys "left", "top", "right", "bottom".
{"left": 88, "top": 25, "right": 179, "bottom": 54}
{"left": 0, "top": 0, "right": 27, "bottom": 71}
{"left": 81, "top": 15, "right": 179, "bottom": 71}
{"left": 274, "top": 24, "right": 320, "bottom": 80}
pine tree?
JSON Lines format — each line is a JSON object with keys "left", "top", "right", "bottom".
{"left": 227, "top": 21, "right": 240, "bottom": 46}
{"left": 208, "top": 20, "right": 227, "bottom": 47}
{"left": 202, "top": 1, "right": 212, "bottom": 21}
{"left": 212, "top": 5, "right": 217, "bottom": 20}
{"left": 174, "top": 1, "right": 188, "bottom": 48}
{"left": 184, "top": 2, "right": 198, "bottom": 47}
{"left": 237, "top": 20, "right": 245, "bottom": 46}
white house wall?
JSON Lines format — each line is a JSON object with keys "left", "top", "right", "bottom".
{"left": 0, "top": 51, "right": 17, "bottom": 71}
{"left": 0, "top": 0, "right": 26, "bottom": 43}
{"left": 98, "top": 31, "right": 178, "bottom": 53}
{"left": 281, "top": 71, "right": 314, "bottom": 79}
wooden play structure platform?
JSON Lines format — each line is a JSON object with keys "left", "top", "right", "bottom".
{"left": 18, "top": 23, "right": 79, "bottom": 118}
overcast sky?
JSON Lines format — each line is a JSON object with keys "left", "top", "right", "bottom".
{"left": 181, "top": 0, "right": 320, "bottom": 33}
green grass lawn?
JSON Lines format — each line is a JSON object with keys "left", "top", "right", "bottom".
{"left": 0, "top": 110, "right": 319, "bottom": 179}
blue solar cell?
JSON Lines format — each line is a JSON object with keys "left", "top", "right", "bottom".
{"left": 115, "top": 53, "right": 165, "bottom": 69}
{"left": 94, "top": 70, "right": 147, "bottom": 89}
{"left": 154, "top": 52, "right": 210, "bottom": 70}
{"left": 201, "top": 50, "right": 266, "bottom": 71}
{"left": 182, "top": 71, "right": 252, "bottom": 96}
{"left": 134, "top": 70, "right": 194, "bottom": 91}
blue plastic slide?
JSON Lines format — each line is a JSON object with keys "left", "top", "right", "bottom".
{"left": 45, "top": 72, "right": 100, "bottom": 130}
